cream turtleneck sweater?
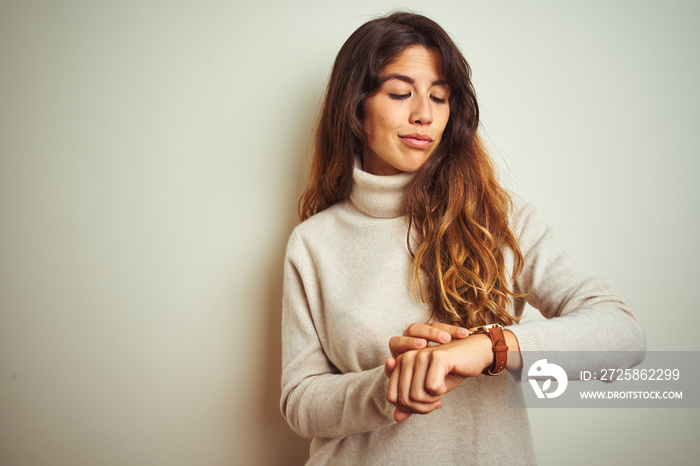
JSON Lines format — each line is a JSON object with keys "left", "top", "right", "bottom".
{"left": 281, "top": 165, "right": 645, "bottom": 465}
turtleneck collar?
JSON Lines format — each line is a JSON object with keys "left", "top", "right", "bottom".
{"left": 349, "top": 157, "right": 414, "bottom": 219}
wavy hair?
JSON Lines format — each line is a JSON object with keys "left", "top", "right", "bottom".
{"left": 299, "top": 12, "right": 523, "bottom": 327}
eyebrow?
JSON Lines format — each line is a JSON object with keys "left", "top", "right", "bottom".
{"left": 381, "top": 73, "right": 448, "bottom": 87}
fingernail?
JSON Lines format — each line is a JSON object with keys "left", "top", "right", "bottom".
{"left": 415, "top": 338, "right": 427, "bottom": 347}
{"left": 439, "top": 331, "right": 450, "bottom": 342}
{"left": 458, "top": 327, "right": 468, "bottom": 337}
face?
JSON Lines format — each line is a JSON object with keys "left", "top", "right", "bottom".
{"left": 362, "top": 46, "right": 450, "bottom": 176}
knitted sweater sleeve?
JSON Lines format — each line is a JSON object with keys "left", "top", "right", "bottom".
{"left": 280, "top": 231, "right": 395, "bottom": 439}
{"left": 506, "top": 202, "right": 647, "bottom": 378}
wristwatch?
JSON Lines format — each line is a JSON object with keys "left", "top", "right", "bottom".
{"left": 468, "top": 324, "right": 508, "bottom": 376}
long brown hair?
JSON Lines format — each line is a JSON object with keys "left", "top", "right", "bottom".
{"left": 299, "top": 12, "right": 523, "bottom": 328}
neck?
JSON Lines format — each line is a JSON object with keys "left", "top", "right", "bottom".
{"left": 349, "top": 160, "right": 414, "bottom": 218}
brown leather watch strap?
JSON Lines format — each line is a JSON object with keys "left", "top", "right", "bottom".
{"left": 468, "top": 324, "right": 508, "bottom": 376}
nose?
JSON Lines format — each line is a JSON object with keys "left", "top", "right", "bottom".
{"left": 410, "top": 95, "right": 433, "bottom": 126}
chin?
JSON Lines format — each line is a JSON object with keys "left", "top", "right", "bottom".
{"left": 397, "top": 157, "right": 429, "bottom": 173}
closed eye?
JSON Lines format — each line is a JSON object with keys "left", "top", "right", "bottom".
{"left": 431, "top": 95, "right": 447, "bottom": 104}
{"left": 389, "top": 93, "right": 411, "bottom": 100}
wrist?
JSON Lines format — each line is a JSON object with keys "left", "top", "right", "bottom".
{"left": 472, "top": 333, "right": 495, "bottom": 372}
{"left": 468, "top": 324, "right": 508, "bottom": 375}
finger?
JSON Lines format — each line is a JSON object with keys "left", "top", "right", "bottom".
{"left": 394, "top": 401, "right": 442, "bottom": 421}
{"left": 389, "top": 336, "right": 427, "bottom": 358}
{"left": 403, "top": 323, "right": 452, "bottom": 344}
{"left": 384, "top": 357, "right": 396, "bottom": 378}
{"left": 394, "top": 402, "right": 442, "bottom": 422}
{"left": 394, "top": 408, "right": 412, "bottom": 422}
{"left": 386, "top": 355, "right": 402, "bottom": 405}
{"left": 389, "top": 355, "right": 440, "bottom": 414}
{"left": 396, "top": 352, "right": 415, "bottom": 410}
{"left": 409, "top": 351, "right": 441, "bottom": 404}
{"left": 427, "top": 322, "right": 469, "bottom": 340}
{"left": 425, "top": 351, "right": 450, "bottom": 396}
{"left": 386, "top": 358, "right": 442, "bottom": 416}
{"left": 396, "top": 354, "right": 441, "bottom": 414}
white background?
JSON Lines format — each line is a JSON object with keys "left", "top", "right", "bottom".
{"left": 1, "top": 0, "right": 698, "bottom": 464}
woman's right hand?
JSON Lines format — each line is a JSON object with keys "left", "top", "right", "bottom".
{"left": 387, "top": 322, "right": 468, "bottom": 361}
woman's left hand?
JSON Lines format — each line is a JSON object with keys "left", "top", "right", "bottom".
{"left": 385, "top": 322, "right": 468, "bottom": 371}
{"left": 386, "top": 333, "right": 494, "bottom": 421}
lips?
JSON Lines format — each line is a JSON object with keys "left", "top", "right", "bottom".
{"left": 399, "top": 133, "right": 433, "bottom": 149}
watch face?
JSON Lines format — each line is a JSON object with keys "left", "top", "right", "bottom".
{"left": 469, "top": 323, "right": 503, "bottom": 334}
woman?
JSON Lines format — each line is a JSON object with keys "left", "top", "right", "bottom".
{"left": 281, "top": 12, "right": 645, "bottom": 465}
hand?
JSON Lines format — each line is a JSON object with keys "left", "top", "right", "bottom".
{"left": 384, "top": 323, "right": 469, "bottom": 422}
{"left": 384, "top": 322, "right": 469, "bottom": 421}
{"left": 385, "top": 322, "right": 469, "bottom": 372}
{"left": 386, "top": 334, "right": 494, "bottom": 422}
